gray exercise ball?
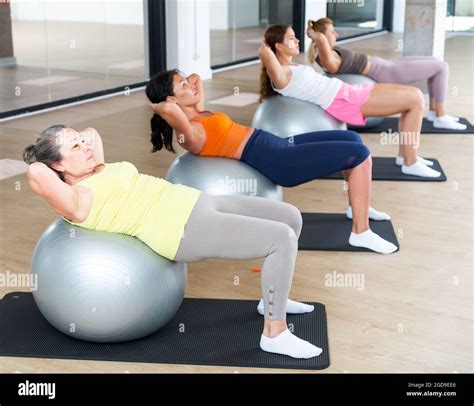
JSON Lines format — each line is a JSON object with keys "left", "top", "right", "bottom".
{"left": 166, "top": 152, "right": 283, "bottom": 201}
{"left": 327, "top": 73, "right": 384, "bottom": 129}
{"left": 31, "top": 219, "right": 186, "bottom": 343}
{"left": 252, "top": 95, "right": 347, "bottom": 138}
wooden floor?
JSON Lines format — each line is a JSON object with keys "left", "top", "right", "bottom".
{"left": 0, "top": 33, "right": 472, "bottom": 373}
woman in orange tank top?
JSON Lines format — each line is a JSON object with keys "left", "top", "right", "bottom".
{"left": 146, "top": 69, "right": 397, "bottom": 254}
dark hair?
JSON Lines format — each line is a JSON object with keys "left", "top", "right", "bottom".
{"left": 22, "top": 124, "right": 67, "bottom": 181}
{"left": 145, "top": 69, "right": 179, "bottom": 153}
{"left": 259, "top": 24, "right": 291, "bottom": 102}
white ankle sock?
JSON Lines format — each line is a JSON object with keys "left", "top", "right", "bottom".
{"left": 260, "top": 329, "right": 323, "bottom": 359}
{"left": 427, "top": 110, "right": 459, "bottom": 122}
{"left": 395, "top": 156, "right": 434, "bottom": 167}
{"left": 433, "top": 115, "right": 466, "bottom": 130}
{"left": 257, "top": 299, "right": 314, "bottom": 316}
{"left": 349, "top": 229, "right": 398, "bottom": 254}
{"left": 346, "top": 206, "right": 391, "bottom": 221}
{"left": 402, "top": 161, "right": 441, "bottom": 178}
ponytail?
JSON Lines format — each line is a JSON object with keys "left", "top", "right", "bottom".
{"left": 146, "top": 69, "right": 180, "bottom": 154}
{"left": 307, "top": 40, "right": 318, "bottom": 65}
{"left": 259, "top": 65, "right": 278, "bottom": 102}
{"left": 259, "top": 24, "right": 291, "bottom": 102}
{"left": 150, "top": 113, "right": 175, "bottom": 153}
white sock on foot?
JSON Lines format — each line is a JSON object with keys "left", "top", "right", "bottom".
{"left": 257, "top": 299, "right": 314, "bottom": 316}
{"left": 433, "top": 115, "right": 466, "bottom": 130}
{"left": 427, "top": 110, "right": 459, "bottom": 122}
{"left": 395, "top": 156, "right": 434, "bottom": 167}
{"left": 349, "top": 229, "right": 398, "bottom": 254}
{"left": 260, "top": 329, "right": 323, "bottom": 359}
{"left": 402, "top": 161, "right": 441, "bottom": 178}
{"left": 346, "top": 206, "right": 391, "bottom": 221}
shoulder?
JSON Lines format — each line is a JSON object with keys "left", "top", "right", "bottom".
{"left": 335, "top": 47, "right": 350, "bottom": 56}
{"left": 300, "top": 64, "right": 319, "bottom": 75}
{"left": 120, "top": 161, "right": 139, "bottom": 173}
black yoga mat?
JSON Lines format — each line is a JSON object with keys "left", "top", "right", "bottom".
{"left": 0, "top": 292, "right": 329, "bottom": 371}
{"left": 299, "top": 213, "right": 399, "bottom": 252}
{"left": 356, "top": 117, "right": 474, "bottom": 134}
{"left": 322, "top": 157, "right": 446, "bottom": 181}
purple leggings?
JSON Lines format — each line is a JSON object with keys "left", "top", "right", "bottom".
{"left": 367, "top": 56, "right": 449, "bottom": 102}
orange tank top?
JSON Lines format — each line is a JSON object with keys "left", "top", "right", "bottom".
{"left": 192, "top": 112, "right": 250, "bottom": 158}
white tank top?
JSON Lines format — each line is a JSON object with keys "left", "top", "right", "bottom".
{"left": 272, "top": 64, "right": 343, "bottom": 110}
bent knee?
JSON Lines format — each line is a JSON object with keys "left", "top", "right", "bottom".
{"left": 346, "top": 130, "right": 363, "bottom": 144}
{"left": 410, "top": 88, "right": 425, "bottom": 111}
{"left": 349, "top": 145, "right": 371, "bottom": 168}
{"left": 440, "top": 60, "right": 449, "bottom": 73}
{"left": 271, "top": 223, "right": 299, "bottom": 251}
{"left": 353, "top": 144, "right": 372, "bottom": 168}
{"left": 358, "top": 144, "right": 371, "bottom": 161}
{"left": 434, "top": 57, "right": 449, "bottom": 71}
{"left": 284, "top": 204, "right": 303, "bottom": 238}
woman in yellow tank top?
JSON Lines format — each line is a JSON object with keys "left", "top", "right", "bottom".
{"left": 23, "top": 124, "right": 322, "bottom": 359}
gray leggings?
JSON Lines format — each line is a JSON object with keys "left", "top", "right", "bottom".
{"left": 368, "top": 55, "right": 448, "bottom": 102}
{"left": 174, "top": 193, "right": 303, "bottom": 321}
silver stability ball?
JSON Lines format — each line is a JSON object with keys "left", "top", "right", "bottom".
{"left": 327, "top": 73, "right": 384, "bottom": 129}
{"left": 31, "top": 219, "right": 187, "bottom": 343}
{"left": 166, "top": 152, "right": 283, "bottom": 201}
{"left": 252, "top": 95, "right": 347, "bottom": 138}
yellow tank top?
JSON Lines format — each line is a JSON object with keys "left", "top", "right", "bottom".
{"left": 64, "top": 161, "right": 201, "bottom": 260}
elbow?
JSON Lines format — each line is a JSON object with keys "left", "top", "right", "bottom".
{"left": 188, "top": 146, "right": 201, "bottom": 155}
{"left": 64, "top": 193, "right": 82, "bottom": 223}
{"left": 83, "top": 127, "right": 100, "bottom": 136}
{"left": 83, "top": 127, "right": 102, "bottom": 143}
{"left": 185, "top": 140, "right": 202, "bottom": 155}
{"left": 186, "top": 137, "right": 204, "bottom": 155}
{"left": 188, "top": 73, "right": 202, "bottom": 85}
{"left": 326, "top": 64, "right": 339, "bottom": 74}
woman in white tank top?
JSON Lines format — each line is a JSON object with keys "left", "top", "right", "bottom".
{"left": 259, "top": 25, "right": 441, "bottom": 179}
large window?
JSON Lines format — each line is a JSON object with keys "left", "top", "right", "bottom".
{"left": 210, "top": 0, "right": 303, "bottom": 69}
{"left": 0, "top": 0, "right": 147, "bottom": 118}
{"left": 446, "top": 0, "right": 474, "bottom": 32}
{"left": 327, "top": 0, "right": 388, "bottom": 40}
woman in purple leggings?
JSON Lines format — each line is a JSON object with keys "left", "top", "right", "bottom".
{"left": 307, "top": 18, "right": 466, "bottom": 131}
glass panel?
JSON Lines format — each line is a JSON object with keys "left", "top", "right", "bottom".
{"left": 0, "top": 0, "right": 145, "bottom": 115}
{"left": 1, "top": 1, "right": 49, "bottom": 112}
{"left": 446, "top": 0, "right": 474, "bottom": 32}
{"left": 326, "top": 0, "right": 384, "bottom": 39}
{"left": 210, "top": 0, "right": 293, "bottom": 67}
{"left": 104, "top": 1, "right": 146, "bottom": 88}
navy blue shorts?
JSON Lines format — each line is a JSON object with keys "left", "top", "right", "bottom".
{"left": 240, "top": 129, "right": 370, "bottom": 187}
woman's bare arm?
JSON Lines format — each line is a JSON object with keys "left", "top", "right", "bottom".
{"left": 27, "top": 162, "right": 82, "bottom": 221}
{"left": 313, "top": 33, "right": 341, "bottom": 74}
{"left": 258, "top": 41, "right": 289, "bottom": 89}
{"left": 151, "top": 102, "right": 205, "bottom": 154}
{"left": 187, "top": 73, "right": 205, "bottom": 111}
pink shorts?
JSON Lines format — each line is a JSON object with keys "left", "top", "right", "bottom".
{"left": 325, "top": 82, "right": 374, "bottom": 126}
